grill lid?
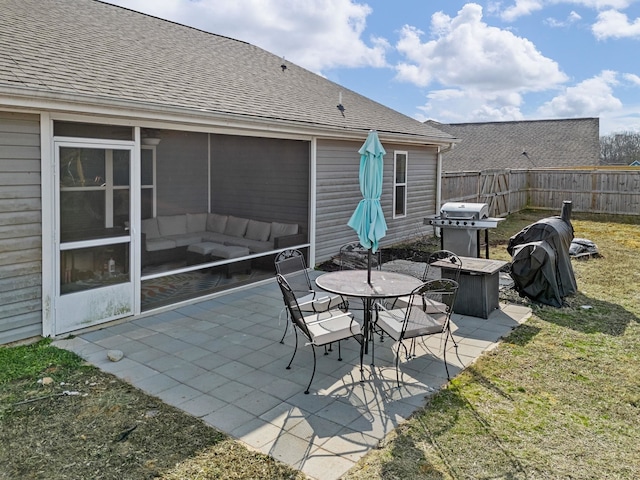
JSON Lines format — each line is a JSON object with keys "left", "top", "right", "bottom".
{"left": 440, "top": 202, "right": 489, "bottom": 220}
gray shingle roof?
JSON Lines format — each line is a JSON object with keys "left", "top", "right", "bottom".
{"left": 427, "top": 118, "right": 600, "bottom": 171}
{"left": 0, "top": 0, "right": 452, "bottom": 142}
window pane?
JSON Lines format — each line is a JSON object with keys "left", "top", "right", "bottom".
{"left": 395, "top": 185, "right": 406, "bottom": 215}
{"left": 60, "top": 148, "right": 105, "bottom": 187}
{"left": 113, "top": 190, "right": 130, "bottom": 228}
{"left": 141, "top": 148, "right": 154, "bottom": 185}
{"left": 395, "top": 154, "right": 407, "bottom": 183}
{"left": 60, "top": 191, "right": 105, "bottom": 241}
{"left": 54, "top": 121, "right": 133, "bottom": 140}
{"left": 141, "top": 189, "right": 153, "bottom": 219}
{"left": 113, "top": 150, "right": 130, "bottom": 186}
{"left": 60, "top": 244, "right": 129, "bottom": 294}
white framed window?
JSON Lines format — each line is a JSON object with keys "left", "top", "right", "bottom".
{"left": 393, "top": 151, "right": 407, "bottom": 218}
{"left": 140, "top": 146, "right": 156, "bottom": 219}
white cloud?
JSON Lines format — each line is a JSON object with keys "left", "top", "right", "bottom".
{"left": 103, "top": 0, "right": 388, "bottom": 72}
{"left": 395, "top": 4, "right": 567, "bottom": 91}
{"left": 592, "top": 9, "right": 640, "bottom": 39}
{"left": 416, "top": 88, "right": 526, "bottom": 123}
{"left": 500, "top": 0, "right": 545, "bottom": 22}
{"left": 497, "top": 0, "right": 634, "bottom": 21}
{"left": 624, "top": 73, "right": 640, "bottom": 85}
{"left": 537, "top": 70, "right": 623, "bottom": 117}
{"left": 545, "top": 10, "right": 582, "bottom": 27}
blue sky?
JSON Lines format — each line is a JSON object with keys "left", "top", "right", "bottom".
{"left": 104, "top": 1, "right": 640, "bottom": 135}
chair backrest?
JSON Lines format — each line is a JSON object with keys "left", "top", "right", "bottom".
{"left": 339, "top": 242, "right": 381, "bottom": 270}
{"left": 423, "top": 250, "right": 462, "bottom": 282}
{"left": 275, "top": 249, "right": 312, "bottom": 294}
{"left": 276, "top": 274, "right": 312, "bottom": 340}
{"left": 403, "top": 279, "right": 459, "bottom": 336}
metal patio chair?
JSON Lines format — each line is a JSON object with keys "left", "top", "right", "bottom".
{"left": 390, "top": 250, "right": 461, "bottom": 308}
{"left": 373, "top": 278, "right": 459, "bottom": 388}
{"left": 275, "top": 249, "right": 348, "bottom": 344}
{"left": 276, "top": 274, "right": 364, "bottom": 394}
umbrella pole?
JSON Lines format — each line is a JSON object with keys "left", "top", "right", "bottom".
{"left": 367, "top": 249, "right": 372, "bottom": 285}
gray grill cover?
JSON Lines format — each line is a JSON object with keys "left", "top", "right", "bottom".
{"left": 507, "top": 217, "right": 577, "bottom": 306}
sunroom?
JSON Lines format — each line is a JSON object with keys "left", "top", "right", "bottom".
{"left": 52, "top": 120, "right": 311, "bottom": 334}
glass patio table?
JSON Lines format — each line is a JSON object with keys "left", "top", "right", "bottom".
{"left": 315, "top": 270, "right": 422, "bottom": 354}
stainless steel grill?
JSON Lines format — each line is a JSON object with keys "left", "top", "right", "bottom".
{"left": 424, "top": 202, "right": 504, "bottom": 258}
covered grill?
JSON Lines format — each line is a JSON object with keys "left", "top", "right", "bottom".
{"left": 424, "top": 202, "right": 504, "bottom": 258}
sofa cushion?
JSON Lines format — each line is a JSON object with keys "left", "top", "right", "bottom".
{"left": 206, "top": 213, "right": 228, "bottom": 234}
{"left": 224, "top": 237, "right": 272, "bottom": 254}
{"left": 166, "top": 233, "right": 203, "bottom": 247}
{"left": 145, "top": 237, "right": 177, "bottom": 252}
{"left": 245, "top": 219, "right": 271, "bottom": 242}
{"left": 269, "top": 221, "right": 298, "bottom": 242}
{"left": 187, "top": 213, "right": 207, "bottom": 233}
{"left": 201, "top": 231, "right": 232, "bottom": 245}
{"left": 157, "top": 215, "right": 187, "bottom": 236}
{"left": 224, "top": 215, "right": 249, "bottom": 237}
{"left": 141, "top": 218, "right": 160, "bottom": 239}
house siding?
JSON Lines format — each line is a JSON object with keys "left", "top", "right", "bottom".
{"left": 315, "top": 139, "right": 437, "bottom": 264}
{"left": 0, "top": 111, "right": 42, "bottom": 344}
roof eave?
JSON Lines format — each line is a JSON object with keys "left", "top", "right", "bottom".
{"left": 0, "top": 85, "right": 456, "bottom": 146}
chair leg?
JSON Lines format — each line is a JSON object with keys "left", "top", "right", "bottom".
{"left": 337, "top": 340, "right": 342, "bottom": 361}
{"left": 305, "top": 345, "right": 317, "bottom": 395}
{"left": 395, "top": 341, "right": 410, "bottom": 389}
{"left": 359, "top": 336, "right": 365, "bottom": 383}
{"left": 279, "top": 308, "right": 288, "bottom": 344}
{"left": 443, "top": 330, "right": 451, "bottom": 381}
{"left": 286, "top": 327, "right": 298, "bottom": 370}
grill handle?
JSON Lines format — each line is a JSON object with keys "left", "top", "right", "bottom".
{"left": 441, "top": 214, "right": 480, "bottom": 221}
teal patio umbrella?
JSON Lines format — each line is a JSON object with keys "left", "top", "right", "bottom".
{"left": 347, "top": 130, "right": 387, "bottom": 284}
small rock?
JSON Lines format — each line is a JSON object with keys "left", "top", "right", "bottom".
{"left": 39, "top": 377, "right": 54, "bottom": 386}
{"left": 107, "top": 350, "right": 124, "bottom": 362}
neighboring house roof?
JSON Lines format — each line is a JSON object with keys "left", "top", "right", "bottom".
{"left": 630, "top": 160, "right": 640, "bottom": 166}
{"left": 426, "top": 118, "right": 600, "bottom": 171}
{"left": 0, "top": 0, "right": 453, "bottom": 144}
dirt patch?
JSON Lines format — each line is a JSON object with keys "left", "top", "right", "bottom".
{"left": 317, "top": 236, "right": 440, "bottom": 271}
{"left": 0, "top": 366, "right": 301, "bottom": 480}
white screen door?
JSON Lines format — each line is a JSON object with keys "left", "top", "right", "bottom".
{"left": 54, "top": 141, "right": 135, "bottom": 334}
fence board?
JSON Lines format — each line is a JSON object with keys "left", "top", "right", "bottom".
{"left": 442, "top": 168, "right": 640, "bottom": 216}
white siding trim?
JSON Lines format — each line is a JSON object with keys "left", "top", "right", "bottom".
{"left": 309, "top": 137, "right": 317, "bottom": 267}
{"left": 41, "top": 112, "right": 54, "bottom": 337}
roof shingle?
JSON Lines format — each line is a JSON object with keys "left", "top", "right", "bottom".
{"left": 0, "top": 0, "right": 452, "bottom": 141}
{"left": 427, "top": 118, "right": 600, "bottom": 171}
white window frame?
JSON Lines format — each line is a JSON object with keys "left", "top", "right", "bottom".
{"left": 141, "top": 145, "right": 157, "bottom": 218}
{"left": 393, "top": 150, "right": 408, "bottom": 218}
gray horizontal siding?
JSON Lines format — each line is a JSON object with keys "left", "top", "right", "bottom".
{"left": 0, "top": 111, "right": 42, "bottom": 344}
{"left": 315, "top": 139, "right": 438, "bottom": 264}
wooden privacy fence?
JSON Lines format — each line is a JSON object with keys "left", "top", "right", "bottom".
{"left": 441, "top": 167, "right": 640, "bottom": 217}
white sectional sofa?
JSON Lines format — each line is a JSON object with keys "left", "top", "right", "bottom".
{"left": 141, "top": 212, "right": 304, "bottom": 267}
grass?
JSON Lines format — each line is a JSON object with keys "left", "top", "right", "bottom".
{"left": 343, "top": 210, "right": 640, "bottom": 479}
{"left": 1, "top": 209, "right": 638, "bottom": 479}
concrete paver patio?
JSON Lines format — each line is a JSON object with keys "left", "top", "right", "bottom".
{"left": 53, "top": 273, "right": 531, "bottom": 480}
